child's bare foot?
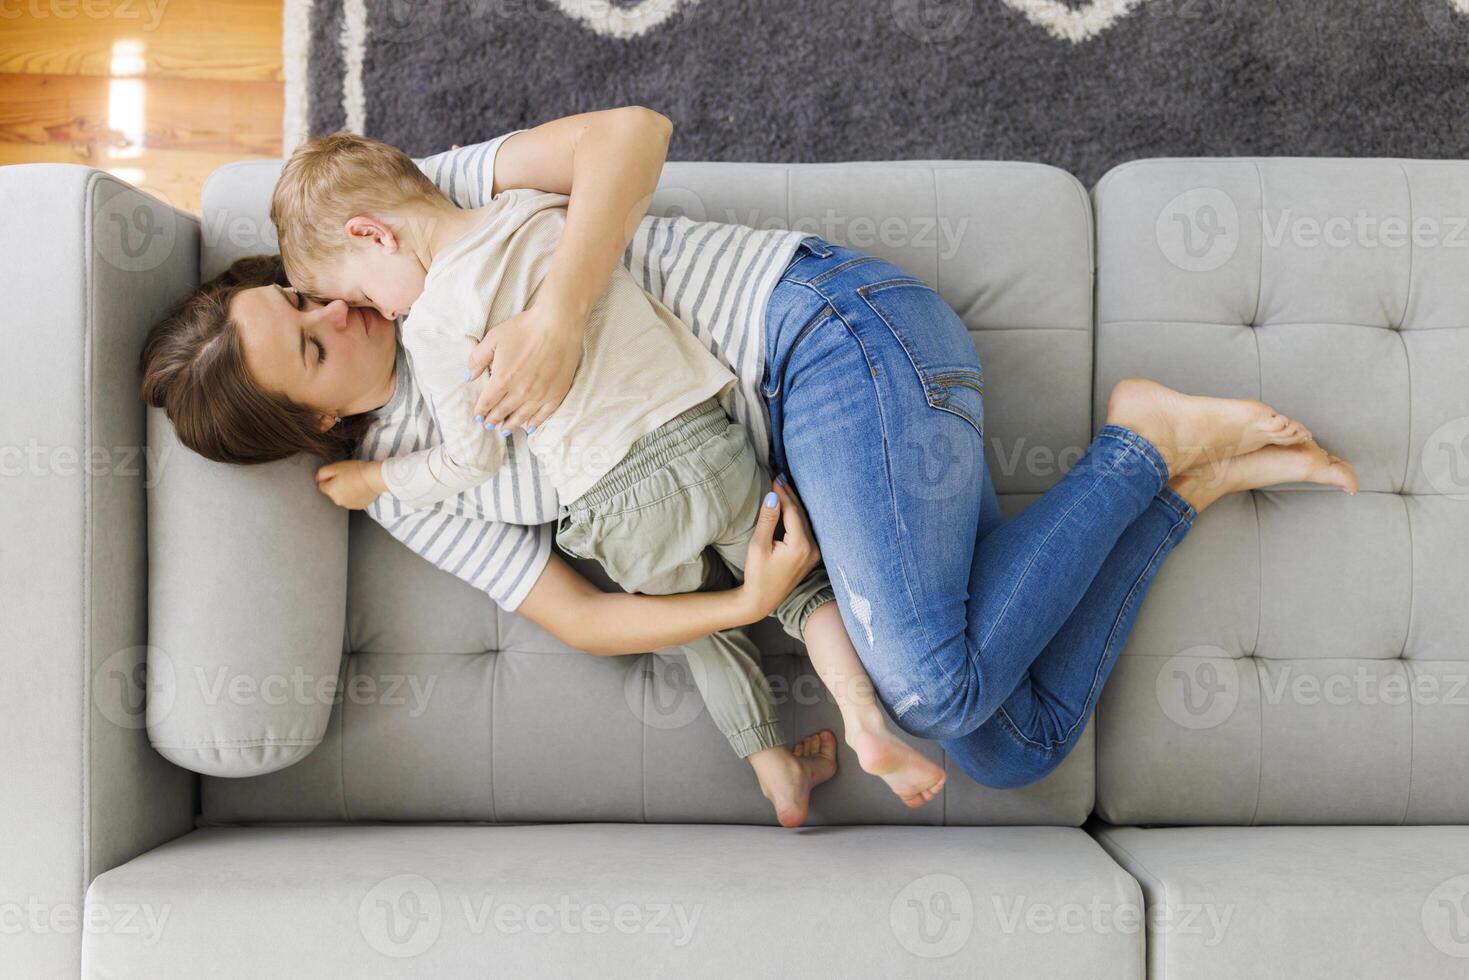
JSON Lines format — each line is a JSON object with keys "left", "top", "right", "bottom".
{"left": 1107, "top": 378, "right": 1311, "bottom": 476}
{"left": 1170, "top": 439, "right": 1359, "bottom": 513}
{"left": 753, "top": 731, "right": 837, "bottom": 828}
{"left": 847, "top": 727, "right": 946, "bottom": 808}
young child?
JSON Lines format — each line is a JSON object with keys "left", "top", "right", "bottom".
{"left": 271, "top": 133, "right": 947, "bottom": 825}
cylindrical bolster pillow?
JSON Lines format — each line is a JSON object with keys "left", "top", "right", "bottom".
{"left": 145, "top": 406, "right": 348, "bottom": 777}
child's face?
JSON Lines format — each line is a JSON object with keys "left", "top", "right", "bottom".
{"left": 312, "top": 216, "right": 427, "bottom": 321}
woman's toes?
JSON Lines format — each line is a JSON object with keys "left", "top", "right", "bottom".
{"left": 1259, "top": 413, "right": 1310, "bottom": 447}
{"left": 1299, "top": 442, "right": 1357, "bottom": 493}
{"left": 1330, "top": 459, "right": 1359, "bottom": 495}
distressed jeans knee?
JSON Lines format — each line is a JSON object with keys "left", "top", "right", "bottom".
{"left": 878, "top": 677, "right": 983, "bottom": 742}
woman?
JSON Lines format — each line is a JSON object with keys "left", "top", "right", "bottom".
{"left": 143, "top": 108, "right": 1359, "bottom": 792}
{"left": 142, "top": 108, "right": 918, "bottom": 827}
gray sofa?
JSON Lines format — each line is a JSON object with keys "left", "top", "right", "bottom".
{"left": 4, "top": 155, "right": 1467, "bottom": 978}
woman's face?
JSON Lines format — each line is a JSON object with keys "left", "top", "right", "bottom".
{"left": 232, "top": 284, "right": 398, "bottom": 428}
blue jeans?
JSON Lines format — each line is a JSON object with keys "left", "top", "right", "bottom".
{"left": 763, "top": 237, "right": 1196, "bottom": 788}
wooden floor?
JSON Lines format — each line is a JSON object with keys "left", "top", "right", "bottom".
{"left": 0, "top": 0, "right": 284, "bottom": 214}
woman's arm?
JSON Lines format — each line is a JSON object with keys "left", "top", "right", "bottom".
{"left": 518, "top": 558, "right": 761, "bottom": 655}
{"left": 516, "top": 480, "right": 820, "bottom": 655}
{"left": 465, "top": 106, "right": 674, "bottom": 432}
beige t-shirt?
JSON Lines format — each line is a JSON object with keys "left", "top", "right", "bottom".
{"left": 381, "top": 189, "right": 736, "bottom": 507}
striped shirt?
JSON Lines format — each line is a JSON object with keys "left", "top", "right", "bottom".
{"left": 357, "top": 343, "right": 554, "bottom": 611}
{"left": 354, "top": 133, "right": 809, "bottom": 609}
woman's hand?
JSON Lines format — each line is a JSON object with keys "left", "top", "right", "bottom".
{"left": 316, "top": 460, "right": 385, "bottom": 510}
{"left": 737, "top": 477, "right": 822, "bottom": 623}
{"left": 467, "top": 300, "right": 585, "bottom": 433}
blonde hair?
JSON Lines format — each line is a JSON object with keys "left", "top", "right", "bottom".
{"left": 270, "top": 131, "right": 445, "bottom": 293}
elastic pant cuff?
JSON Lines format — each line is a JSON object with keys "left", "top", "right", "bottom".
{"left": 726, "top": 721, "right": 786, "bottom": 758}
{"left": 781, "top": 588, "right": 838, "bottom": 643}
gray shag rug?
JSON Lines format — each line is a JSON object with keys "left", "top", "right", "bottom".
{"left": 291, "top": 0, "right": 1469, "bottom": 185}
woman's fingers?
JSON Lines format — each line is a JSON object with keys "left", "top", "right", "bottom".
{"left": 771, "top": 478, "right": 820, "bottom": 568}
{"left": 771, "top": 478, "right": 813, "bottom": 543}
{"left": 483, "top": 392, "right": 540, "bottom": 431}
{"left": 502, "top": 398, "right": 545, "bottom": 432}
{"left": 491, "top": 394, "right": 559, "bottom": 435}
{"left": 466, "top": 331, "right": 499, "bottom": 383}
{"left": 750, "top": 485, "right": 782, "bottom": 552}
{"left": 475, "top": 384, "right": 515, "bottom": 427}
{"left": 525, "top": 402, "right": 557, "bottom": 432}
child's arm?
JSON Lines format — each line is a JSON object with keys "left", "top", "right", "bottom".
{"left": 315, "top": 458, "right": 388, "bottom": 510}
{"left": 454, "top": 109, "right": 673, "bottom": 433}
{"left": 383, "top": 331, "right": 509, "bottom": 508}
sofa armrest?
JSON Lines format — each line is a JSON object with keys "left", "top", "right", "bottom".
{"left": 0, "top": 166, "right": 198, "bottom": 976}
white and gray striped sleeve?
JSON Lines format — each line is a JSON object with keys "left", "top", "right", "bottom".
{"left": 360, "top": 399, "right": 551, "bottom": 612}
{"left": 414, "top": 130, "right": 528, "bottom": 208}
{"left": 372, "top": 506, "right": 553, "bottom": 611}
{"left": 385, "top": 315, "right": 510, "bottom": 508}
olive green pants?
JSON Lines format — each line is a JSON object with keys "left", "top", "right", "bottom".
{"left": 555, "top": 397, "right": 835, "bottom": 757}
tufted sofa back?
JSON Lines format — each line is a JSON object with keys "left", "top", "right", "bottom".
{"left": 1093, "top": 159, "right": 1469, "bottom": 825}
{"left": 153, "top": 158, "right": 1100, "bottom": 826}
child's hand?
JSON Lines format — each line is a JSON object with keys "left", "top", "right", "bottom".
{"left": 738, "top": 477, "right": 822, "bottom": 623}
{"left": 315, "top": 460, "right": 386, "bottom": 510}
{"left": 466, "top": 301, "right": 584, "bottom": 434}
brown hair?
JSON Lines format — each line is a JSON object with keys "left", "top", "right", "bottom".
{"left": 271, "top": 131, "right": 446, "bottom": 293}
{"left": 139, "top": 254, "right": 376, "bottom": 465}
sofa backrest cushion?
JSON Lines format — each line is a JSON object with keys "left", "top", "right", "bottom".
{"left": 1093, "top": 159, "right": 1469, "bottom": 824}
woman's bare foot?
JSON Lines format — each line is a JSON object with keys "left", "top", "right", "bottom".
{"left": 1107, "top": 378, "right": 1311, "bottom": 476}
{"left": 847, "top": 727, "right": 947, "bottom": 808}
{"left": 750, "top": 732, "right": 838, "bottom": 828}
{"left": 1170, "top": 439, "right": 1359, "bottom": 513}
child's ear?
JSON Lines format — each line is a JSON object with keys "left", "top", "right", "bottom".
{"left": 343, "top": 215, "right": 398, "bottom": 253}
{"left": 314, "top": 411, "right": 340, "bottom": 433}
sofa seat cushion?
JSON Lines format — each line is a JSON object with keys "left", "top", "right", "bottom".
{"left": 83, "top": 825, "right": 1141, "bottom": 978}
{"left": 1095, "top": 825, "right": 1469, "bottom": 979}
